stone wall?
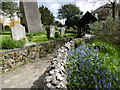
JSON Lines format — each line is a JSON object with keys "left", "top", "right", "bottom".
{"left": 0, "top": 37, "right": 74, "bottom": 73}
{"left": 44, "top": 40, "right": 75, "bottom": 89}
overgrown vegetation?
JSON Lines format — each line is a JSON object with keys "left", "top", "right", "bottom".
{"left": 89, "top": 17, "right": 120, "bottom": 45}
{"left": 67, "top": 39, "right": 120, "bottom": 89}
{"left": 1, "top": 38, "right": 26, "bottom": 49}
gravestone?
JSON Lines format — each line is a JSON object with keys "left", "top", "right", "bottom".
{"left": 11, "top": 24, "right": 26, "bottom": 40}
{"left": 61, "top": 27, "right": 66, "bottom": 36}
{"left": 20, "top": 0, "right": 44, "bottom": 33}
{"left": 50, "top": 26, "right": 55, "bottom": 38}
{"left": 0, "top": 23, "right": 3, "bottom": 34}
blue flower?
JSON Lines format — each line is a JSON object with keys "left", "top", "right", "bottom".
{"left": 68, "top": 69, "right": 71, "bottom": 76}
{"left": 68, "top": 50, "right": 73, "bottom": 55}
{"left": 95, "top": 85, "right": 98, "bottom": 89}
{"left": 115, "top": 78, "right": 119, "bottom": 81}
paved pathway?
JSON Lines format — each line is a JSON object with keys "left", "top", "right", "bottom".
{"left": 0, "top": 53, "right": 55, "bottom": 89}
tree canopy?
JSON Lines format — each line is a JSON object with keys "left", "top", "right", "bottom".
{"left": 39, "top": 5, "right": 54, "bottom": 25}
{"left": 58, "top": 4, "right": 83, "bottom": 19}
{"left": 1, "top": 2, "right": 18, "bottom": 18}
{"left": 57, "top": 4, "right": 83, "bottom": 28}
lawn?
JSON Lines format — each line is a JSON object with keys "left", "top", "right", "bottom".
{"left": 0, "top": 31, "right": 77, "bottom": 50}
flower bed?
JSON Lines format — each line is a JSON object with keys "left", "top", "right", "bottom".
{"left": 67, "top": 43, "right": 120, "bottom": 89}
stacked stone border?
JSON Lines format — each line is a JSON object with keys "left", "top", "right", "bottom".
{"left": 44, "top": 37, "right": 95, "bottom": 89}
{"left": 0, "top": 37, "right": 74, "bottom": 73}
{"left": 44, "top": 40, "right": 75, "bottom": 89}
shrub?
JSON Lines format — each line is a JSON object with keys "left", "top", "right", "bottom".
{"left": 2, "top": 38, "right": 16, "bottom": 49}
{"left": 88, "top": 17, "right": 120, "bottom": 45}
{"left": 67, "top": 45, "right": 120, "bottom": 89}
{"left": 55, "top": 30, "right": 60, "bottom": 38}
{"left": 26, "top": 33, "right": 33, "bottom": 41}
{"left": 1, "top": 38, "right": 26, "bottom": 49}
{"left": 15, "top": 40, "right": 26, "bottom": 48}
{"left": 45, "top": 25, "right": 50, "bottom": 39}
{"left": 32, "top": 32, "right": 46, "bottom": 36}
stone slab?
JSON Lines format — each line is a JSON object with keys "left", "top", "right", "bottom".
{"left": 11, "top": 24, "right": 26, "bottom": 40}
{"left": 20, "top": 0, "right": 44, "bottom": 33}
{"left": 50, "top": 26, "right": 55, "bottom": 38}
{"left": 61, "top": 27, "right": 66, "bottom": 36}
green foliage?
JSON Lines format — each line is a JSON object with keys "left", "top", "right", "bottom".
{"left": 15, "top": 40, "right": 26, "bottom": 48}
{"left": 32, "top": 32, "right": 46, "bottom": 36}
{"left": 1, "top": 2, "right": 18, "bottom": 18}
{"left": 58, "top": 4, "right": 83, "bottom": 19}
{"left": 39, "top": 5, "right": 54, "bottom": 25}
{"left": 58, "top": 4, "right": 83, "bottom": 28}
{"left": 54, "top": 21, "right": 63, "bottom": 27}
{"left": 26, "top": 33, "right": 33, "bottom": 41}
{"left": 74, "top": 39, "right": 84, "bottom": 48}
{"left": 55, "top": 30, "right": 60, "bottom": 38}
{"left": 89, "top": 17, "right": 120, "bottom": 45}
{"left": 45, "top": 25, "right": 50, "bottom": 39}
{"left": 67, "top": 44, "right": 120, "bottom": 89}
{"left": 1, "top": 38, "right": 26, "bottom": 49}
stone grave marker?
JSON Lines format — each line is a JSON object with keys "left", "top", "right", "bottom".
{"left": 61, "top": 27, "right": 66, "bottom": 36}
{"left": 11, "top": 24, "right": 26, "bottom": 40}
{"left": 50, "top": 26, "right": 55, "bottom": 38}
{"left": 20, "top": 0, "right": 44, "bottom": 33}
{"left": 0, "top": 23, "right": 3, "bottom": 34}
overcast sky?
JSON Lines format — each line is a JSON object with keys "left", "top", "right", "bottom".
{"left": 38, "top": 0, "right": 119, "bottom": 23}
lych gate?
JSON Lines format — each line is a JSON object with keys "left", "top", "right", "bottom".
{"left": 77, "top": 11, "right": 97, "bottom": 37}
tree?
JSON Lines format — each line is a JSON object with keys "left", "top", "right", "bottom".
{"left": 39, "top": 5, "right": 54, "bottom": 25}
{"left": 58, "top": 4, "right": 83, "bottom": 28}
{"left": 54, "top": 21, "right": 63, "bottom": 27}
{"left": 1, "top": 1, "right": 19, "bottom": 26}
{"left": 1, "top": 2, "right": 18, "bottom": 18}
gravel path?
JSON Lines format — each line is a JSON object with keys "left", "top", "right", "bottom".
{"left": 0, "top": 53, "right": 55, "bottom": 89}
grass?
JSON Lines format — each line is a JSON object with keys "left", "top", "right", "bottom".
{"left": 0, "top": 31, "right": 77, "bottom": 50}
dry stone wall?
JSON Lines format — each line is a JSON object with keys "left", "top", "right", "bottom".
{"left": 0, "top": 37, "right": 74, "bottom": 73}
{"left": 44, "top": 40, "right": 75, "bottom": 89}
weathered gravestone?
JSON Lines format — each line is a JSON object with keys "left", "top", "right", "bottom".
{"left": 20, "top": 0, "right": 44, "bottom": 33}
{"left": 50, "top": 26, "right": 55, "bottom": 38}
{"left": 61, "top": 27, "right": 66, "bottom": 36}
{"left": 0, "top": 23, "right": 3, "bottom": 34}
{"left": 11, "top": 24, "right": 26, "bottom": 40}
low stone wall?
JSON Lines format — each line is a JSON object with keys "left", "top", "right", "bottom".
{"left": 0, "top": 37, "right": 74, "bottom": 73}
{"left": 44, "top": 40, "right": 75, "bottom": 89}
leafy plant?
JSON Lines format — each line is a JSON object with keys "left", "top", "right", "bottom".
{"left": 1, "top": 38, "right": 26, "bottom": 49}
{"left": 45, "top": 25, "right": 50, "bottom": 39}
{"left": 55, "top": 30, "right": 60, "bottom": 38}
{"left": 89, "top": 17, "right": 120, "bottom": 45}
{"left": 67, "top": 45, "right": 120, "bottom": 89}
{"left": 26, "top": 33, "right": 33, "bottom": 41}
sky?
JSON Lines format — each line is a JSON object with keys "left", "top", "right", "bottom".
{"left": 38, "top": 0, "right": 119, "bottom": 24}
{"left": 1, "top": 0, "right": 119, "bottom": 25}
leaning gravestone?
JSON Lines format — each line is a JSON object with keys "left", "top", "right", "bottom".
{"left": 20, "top": 0, "right": 44, "bottom": 33}
{"left": 0, "top": 23, "right": 3, "bottom": 34}
{"left": 11, "top": 24, "right": 26, "bottom": 40}
{"left": 50, "top": 26, "right": 55, "bottom": 38}
{"left": 61, "top": 27, "right": 66, "bottom": 36}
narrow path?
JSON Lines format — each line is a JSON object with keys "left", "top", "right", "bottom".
{"left": 1, "top": 53, "right": 55, "bottom": 89}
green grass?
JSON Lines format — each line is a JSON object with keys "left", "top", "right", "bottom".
{"left": 0, "top": 31, "right": 76, "bottom": 50}
{"left": 86, "top": 39, "right": 120, "bottom": 74}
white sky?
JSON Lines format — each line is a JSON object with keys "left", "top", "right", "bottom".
{"left": 1, "top": 0, "right": 119, "bottom": 25}
{"left": 38, "top": 0, "right": 119, "bottom": 24}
